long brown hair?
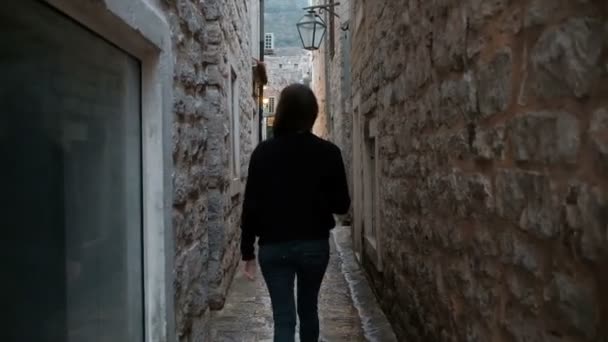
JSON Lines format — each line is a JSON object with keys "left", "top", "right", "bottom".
{"left": 272, "top": 84, "right": 319, "bottom": 137}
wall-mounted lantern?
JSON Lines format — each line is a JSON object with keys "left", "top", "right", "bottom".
{"left": 296, "top": 9, "right": 327, "bottom": 51}
{"left": 296, "top": 2, "right": 348, "bottom": 51}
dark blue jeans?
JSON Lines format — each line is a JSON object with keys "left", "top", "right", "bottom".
{"left": 259, "top": 239, "right": 330, "bottom": 342}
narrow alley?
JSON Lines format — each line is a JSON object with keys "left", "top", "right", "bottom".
{"left": 2, "top": 0, "right": 607, "bottom": 342}
{"left": 210, "top": 227, "right": 397, "bottom": 341}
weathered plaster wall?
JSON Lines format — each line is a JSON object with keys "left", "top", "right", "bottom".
{"left": 311, "top": 7, "right": 329, "bottom": 138}
{"left": 310, "top": 0, "right": 329, "bottom": 137}
{"left": 310, "top": 0, "right": 353, "bottom": 222}
{"left": 162, "top": 0, "right": 257, "bottom": 340}
{"left": 326, "top": 0, "right": 353, "bottom": 222}
{"left": 349, "top": 0, "right": 608, "bottom": 341}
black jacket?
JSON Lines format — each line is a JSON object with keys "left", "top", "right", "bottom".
{"left": 240, "top": 132, "right": 351, "bottom": 260}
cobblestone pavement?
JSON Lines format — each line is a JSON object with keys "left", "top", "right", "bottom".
{"left": 210, "top": 237, "right": 366, "bottom": 341}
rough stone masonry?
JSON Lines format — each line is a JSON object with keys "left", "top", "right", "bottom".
{"left": 161, "top": 0, "right": 257, "bottom": 341}
{"left": 349, "top": 0, "right": 608, "bottom": 341}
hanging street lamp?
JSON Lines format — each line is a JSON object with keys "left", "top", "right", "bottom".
{"left": 296, "top": 9, "right": 327, "bottom": 51}
{"left": 296, "top": 2, "right": 348, "bottom": 51}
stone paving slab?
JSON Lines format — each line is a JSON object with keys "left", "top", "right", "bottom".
{"left": 210, "top": 234, "right": 367, "bottom": 341}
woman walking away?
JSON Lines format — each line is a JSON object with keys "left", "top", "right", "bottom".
{"left": 240, "top": 83, "right": 351, "bottom": 342}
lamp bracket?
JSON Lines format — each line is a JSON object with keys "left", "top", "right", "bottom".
{"left": 302, "top": 3, "right": 349, "bottom": 31}
{"left": 303, "top": 2, "right": 341, "bottom": 18}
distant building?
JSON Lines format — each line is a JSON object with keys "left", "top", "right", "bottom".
{"left": 262, "top": 47, "right": 312, "bottom": 139}
{"left": 263, "top": 0, "right": 313, "bottom": 139}
{"left": 264, "top": 0, "right": 310, "bottom": 49}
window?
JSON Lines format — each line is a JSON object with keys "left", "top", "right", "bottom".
{"left": 229, "top": 68, "right": 240, "bottom": 179}
{"left": 252, "top": 108, "right": 258, "bottom": 146}
{"left": 264, "top": 32, "right": 274, "bottom": 50}
{"left": 264, "top": 96, "right": 276, "bottom": 115}
{"left": 268, "top": 97, "right": 276, "bottom": 114}
{"left": 357, "top": 114, "right": 382, "bottom": 271}
{"left": 365, "top": 136, "right": 377, "bottom": 241}
{"left": 1, "top": 1, "right": 143, "bottom": 341}
{"left": 279, "top": 64, "right": 283, "bottom": 69}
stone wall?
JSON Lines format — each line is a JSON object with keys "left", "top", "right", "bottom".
{"left": 162, "top": 0, "right": 257, "bottom": 340}
{"left": 265, "top": 48, "right": 312, "bottom": 99}
{"left": 349, "top": 0, "right": 608, "bottom": 341}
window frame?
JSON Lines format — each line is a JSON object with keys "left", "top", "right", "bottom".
{"left": 229, "top": 67, "right": 241, "bottom": 183}
{"left": 268, "top": 96, "right": 276, "bottom": 115}
{"left": 264, "top": 32, "right": 274, "bottom": 50}
{"left": 363, "top": 116, "right": 380, "bottom": 269}
{"left": 353, "top": 95, "right": 382, "bottom": 272}
{"left": 43, "top": 1, "right": 176, "bottom": 341}
{"left": 263, "top": 96, "right": 276, "bottom": 116}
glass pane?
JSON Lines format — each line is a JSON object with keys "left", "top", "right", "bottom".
{"left": 313, "top": 21, "right": 327, "bottom": 50}
{"left": 298, "top": 14, "right": 317, "bottom": 48}
{"left": 0, "top": 1, "right": 144, "bottom": 341}
{"left": 299, "top": 24, "right": 314, "bottom": 48}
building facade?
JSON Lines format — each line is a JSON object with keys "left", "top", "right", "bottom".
{"left": 1, "top": 0, "right": 262, "bottom": 341}
{"left": 318, "top": 0, "right": 608, "bottom": 340}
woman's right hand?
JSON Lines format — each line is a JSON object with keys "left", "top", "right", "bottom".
{"left": 243, "top": 259, "right": 257, "bottom": 281}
